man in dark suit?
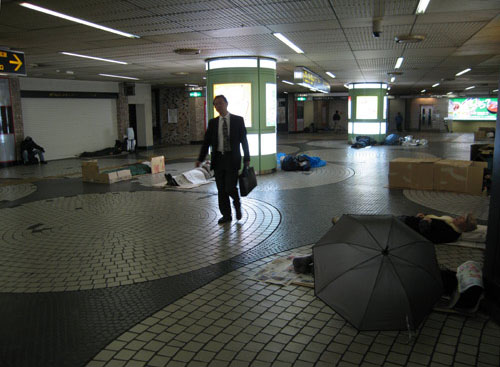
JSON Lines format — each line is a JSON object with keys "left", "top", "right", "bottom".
{"left": 197, "top": 95, "right": 250, "bottom": 224}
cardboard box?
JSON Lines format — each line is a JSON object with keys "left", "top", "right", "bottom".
{"left": 474, "top": 127, "right": 495, "bottom": 141}
{"left": 150, "top": 156, "right": 165, "bottom": 174}
{"left": 81, "top": 160, "right": 132, "bottom": 184}
{"left": 433, "top": 160, "right": 487, "bottom": 195}
{"left": 389, "top": 158, "right": 440, "bottom": 190}
{"left": 82, "top": 160, "right": 99, "bottom": 182}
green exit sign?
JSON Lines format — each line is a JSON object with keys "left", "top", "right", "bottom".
{"left": 297, "top": 96, "right": 307, "bottom": 101}
{"left": 189, "top": 91, "right": 202, "bottom": 97}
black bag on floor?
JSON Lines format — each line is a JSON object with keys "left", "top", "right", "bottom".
{"left": 239, "top": 166, "right": 257, "bottom": 197}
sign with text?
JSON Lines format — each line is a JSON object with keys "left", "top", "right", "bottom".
{"left": 294, "top": 67, "right": 330, "bottom": 93}
{"left": 0, "top": 50, "right": 26, "bottom": 76}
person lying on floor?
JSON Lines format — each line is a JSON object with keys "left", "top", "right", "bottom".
{"left": 165, "top": 161, "right": 213, "bottom": 186}
{"left": 293, "top": 213, "right": 478, "bottom": 274}
{"left": 398, "top": 213, "right": 477, "bottom": 244}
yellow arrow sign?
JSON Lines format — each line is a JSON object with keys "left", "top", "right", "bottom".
{"left": 9, "top": 53, "right": 23, "bottom": 72}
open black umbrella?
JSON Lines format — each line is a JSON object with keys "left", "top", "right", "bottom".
{"left": 313, "top": 215, "right": 443, "bottom": 331}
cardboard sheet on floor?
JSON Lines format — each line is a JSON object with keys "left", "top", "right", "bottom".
{"left": 252, "top": 253, "right": 314, "bottom": 288}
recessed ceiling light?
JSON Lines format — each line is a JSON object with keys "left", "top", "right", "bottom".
{"left": 326, "top": 72, "right": 336, "bottom": 79}
{"left": 61, "top": 52, "right": 128, "bottom": 65}
{"left": 394, "top": 57, "right": 404, "bottom": 69}
{"left": 390, "top": 77, "right": 396, "bottom": 82}
{"left": 273, "top": 33, "right": 304, "bottom": 54}
{"left": 432, "top": 83, "right": 440, "bottom": 87}
{"left": 98, "top": 73, "right": 139, "bottom": 80}
{"left": 415, "top": 0, "right": 430, "bottom": 14}
{"left": 465, "top": 86, "right": 475, "bottom": 90}
{"left": 20, "top": 2, "right": 139, "bottom": 38}
{"left": 282, "top": 80, "right": 294, "bottom": 85}
{"left": 455, "top": 68, "right": 471, "bottom": 76}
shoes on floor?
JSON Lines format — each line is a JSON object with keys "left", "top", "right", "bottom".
{"left": 40, "top": 161, "right": 48, "bottom": 164}
{"left": 234, "top": 203, "right": 242, "bottom": 220}
{"left": 165, "top": 173, "right": 178, "bottom": 186}
{"left": 218, "top": 216, "right": 232, "bottom": 224}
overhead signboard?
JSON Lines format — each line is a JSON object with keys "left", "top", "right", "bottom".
{"left": 294, "top": 67, "right": 330, "bottom": 93}
{"left": 0, "top": 50, "right": 26, "bottom": 76}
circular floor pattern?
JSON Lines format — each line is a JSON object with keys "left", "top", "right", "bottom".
{"left": 88, "top": 244, "right": 489, "bottom": 367}
{"left": 138, "top": 162, "right": 354, "bottom": 192}
{"left": 305, "top": 140, "right": 351, "bottom": 149}
{"left": 0, "top": 191, "right": 280, "bottom": 293}
{"left": 302, "top": 148, "right": 436, "bottom": 164}
{"left": 0, "top": 183, "right": 37, "bottom": 201}
{"left": 403, "top": 190, "right": 490, "bottom": 220}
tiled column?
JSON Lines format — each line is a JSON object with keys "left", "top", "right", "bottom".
{"left": 9, "top": 77, "right": 23, "bottom": 162}
{"left": 116, "top": 82, "right": 129, "bottom": 140}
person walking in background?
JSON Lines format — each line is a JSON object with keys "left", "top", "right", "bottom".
{"left": 395, "top": 112, "right": 403, "bottom": 132}
{"left": 332, "top": 110, "right": 341, "bottom": 132}
{"left": 21, "top": 136, "right": 47, "bottom": 164}
{"left": 196, "top": 95, "right": 250, "bottom": 224}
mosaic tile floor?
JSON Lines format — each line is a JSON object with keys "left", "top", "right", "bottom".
{"left": 0, "top": 131, "right": 497, "bottom": 367}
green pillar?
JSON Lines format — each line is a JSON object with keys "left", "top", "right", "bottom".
{"left": 347, "top": 83, "right": 388, "bottom": 143}
{"left": 206, "top": 56, "right": 277, "bottom": 174}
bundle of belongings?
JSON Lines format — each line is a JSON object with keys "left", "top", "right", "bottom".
{"left": 401, "top": 135, "right": 428, "bottom": 146}
{"left": 277, "top": 153, "right": 326, "bottom": 171}
{"left": 351, "top": 136, "right": 377, "bottom": 149}
{"left": 164, "top": 161, "right": 214, "bottom": 189}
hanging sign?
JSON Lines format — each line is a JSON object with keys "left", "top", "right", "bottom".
{"left": 0, "top": 50, "right": 26, "bottom": 76}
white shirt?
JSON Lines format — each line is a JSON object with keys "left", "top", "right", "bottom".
{"left": 217, "top": 112, "right": 230, "bottom": 152}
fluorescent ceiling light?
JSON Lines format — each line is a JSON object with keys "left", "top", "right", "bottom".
{"left": 387, "top": 87, "right": 391, "bottom": 90}
{"left": 455, "top": 68, "right": 471, "bottom": 76}
{"left": 60, "top": 52, "right": 128, "bottom": 65}
{"left": 432, "top": 83, "right": 440, "bottom": 87}
{"left": 273, "top": 33, "right": 304, "bottom": 54}
{"left": 99, "top": 73, "right": 139, "bottom": 80}
{"left": 282, "top": 80, "right": 294, "bottom": 85}
{"left": 326, "top": 72, "right": 336, "bottom": 79}
{"left": 20, "top": 2, "right": 140, "bottom": 38}
{"left": 465, "top": 86, "right": 475, "bottom": 90}
{"left": 415, "top": 0, "right": 430, "bottom": 14}
{"left": 394, "top": 57, "right": 404, "bottom": 69}
{"left": 421, "top": 89, "right": 426, "bottom": 93}
{"left": 446, "top": 92, "right": 453, "bottom": 94}
{"left": 390, "top": 77, "right": 396, "bottom": 82}
{"left": 493, "top": 89, "right": 498, "bottom": 92}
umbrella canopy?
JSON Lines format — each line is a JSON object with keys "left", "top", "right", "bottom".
{"left": 313, "top": 214, "right": 443, "bottom": 331}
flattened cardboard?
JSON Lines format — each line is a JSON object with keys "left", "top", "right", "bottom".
{"left": 150, "top": 156, "right": 165, "bottom": 174}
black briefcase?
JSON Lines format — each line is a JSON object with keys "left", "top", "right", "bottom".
{"left": 239, "top": 166, "right": 257, "bottom": 197}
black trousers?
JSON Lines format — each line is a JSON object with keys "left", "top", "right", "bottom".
{"left": 214, "top": 153, "right": 240, "bottom": 218}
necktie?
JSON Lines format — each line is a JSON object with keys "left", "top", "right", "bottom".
{"left": 222, "top": 118, "right": 230, "bottom": 152}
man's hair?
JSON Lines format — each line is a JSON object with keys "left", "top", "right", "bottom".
{"left": 462, "top": 213, "right": 477, "bottom": 232}
{"left": 213, "top": 95, "right": 228, "bottom": 104}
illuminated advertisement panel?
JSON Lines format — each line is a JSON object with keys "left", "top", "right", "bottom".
{"left": 213, "top": 83, "right": 252, "bottom": 127}
{"left": 356, "top": 96, "right": 378, "bottom": 119}
{"left": 448, "top": 98, "right": 497, "bottom": 121}
{"left": 266, "top": 83, "right": 276, "bottom": 127}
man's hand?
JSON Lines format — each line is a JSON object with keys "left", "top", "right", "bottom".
{"left": 195, "top": 161, "right": 201, "bottom": 167}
